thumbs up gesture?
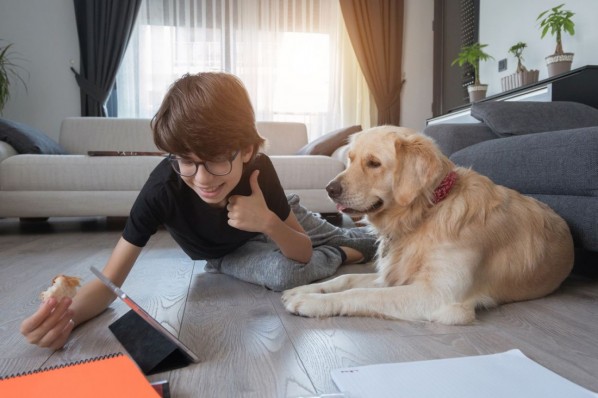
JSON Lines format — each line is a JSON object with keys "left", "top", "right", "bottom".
{"left": 227, "top": 170, "right": 273, "bottom": 232}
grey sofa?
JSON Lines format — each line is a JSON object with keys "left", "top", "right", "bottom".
{"left": 423, "top": 101, "right": 598, "bottom": 272}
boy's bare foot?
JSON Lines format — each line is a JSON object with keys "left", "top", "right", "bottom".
{"left": 339, "top": 246, "right": 364, "bottom": 264}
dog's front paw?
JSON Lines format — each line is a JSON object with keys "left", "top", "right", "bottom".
{"left": 283, "top": 293, "right": 331, "bottom": 317}
{"left": 281, "top": 284, "right": 323, "bottom": 304}
{"left": 281, "top": 286, "right": 303, "bottom": 303}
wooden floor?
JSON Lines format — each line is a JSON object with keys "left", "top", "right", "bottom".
{"left": 1, "top": 217, "right": 597, "bottom": 397}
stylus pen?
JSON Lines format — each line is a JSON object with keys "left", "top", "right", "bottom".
{"left": 90, "top": 266, "right": 127, "bottom": 300}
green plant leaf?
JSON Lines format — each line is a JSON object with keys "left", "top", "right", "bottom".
{"left": 537, "top": 3, "right": 575, "bottom": 44}
{"left": 0, "top": 41, "right": 29, "bottom": 113}
{"left": 451, "top": 42, "right": 493, "bottom": 85}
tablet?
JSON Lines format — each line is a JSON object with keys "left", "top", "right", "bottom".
{"left": 90, "top": 266, "right": 199, "bottom": 364}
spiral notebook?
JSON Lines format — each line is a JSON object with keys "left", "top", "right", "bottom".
{"left": 0, "top": 353, "right": 159, "bottom": 397}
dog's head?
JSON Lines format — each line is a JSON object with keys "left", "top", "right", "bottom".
{"left": 326, "top": 126, "right": 451, "bottom": 216}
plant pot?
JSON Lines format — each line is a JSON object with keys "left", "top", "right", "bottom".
{"left": 501, "top": 70, "right": 540, "bottom": 92}
{"left": 545, "top": 53, "right": 574, "bottom": 77}
{"left": 467, "top": 84, "right": 488, "bottom": 102}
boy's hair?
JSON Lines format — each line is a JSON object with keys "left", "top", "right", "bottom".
{"left": 152, "top": 72, "right": 265, "bottom": 159}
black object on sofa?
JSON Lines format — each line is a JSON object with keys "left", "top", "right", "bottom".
{"left": 424, "top": 101, "right": 598, "bottom": 272}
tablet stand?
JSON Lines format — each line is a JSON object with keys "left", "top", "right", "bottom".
{"left": 109, "top": 310, "right": 193, "bottom": 375}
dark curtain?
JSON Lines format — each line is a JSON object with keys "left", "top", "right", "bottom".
{"left": 71, "top": 0, "right": 141, "bottom": 116}
{"left": 340, "top": 0, "right": 404, "bottom": 125}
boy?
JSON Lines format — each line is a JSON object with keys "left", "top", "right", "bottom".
{"left": 20, "top": 72, "right": 376, "bottom": 350}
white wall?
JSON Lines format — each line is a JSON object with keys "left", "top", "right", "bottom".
{"left": 0, "top": 0, "right": 436, "bottom": 140}
{"left": 479, "top": 0, "right": 598, "bottom": 97}
{"left": 400, "top": 0, "right": 434, "bottom": 131}
{"left": 0, "top": 0, "right": 598, "bottom": 139}
{"left": 0, "top": 0, "right": 80, "bottom": 141}
{"left": 3, "top": 1, "right": 594, "bottom": 139}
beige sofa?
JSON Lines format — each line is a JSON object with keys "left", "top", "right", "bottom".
{"left": 0, "top": 117, "right": 344, "bottom": 219}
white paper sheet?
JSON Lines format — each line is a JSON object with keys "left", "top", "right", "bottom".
{"left": 331, "top": 349, "right": 598, "bottom": 398}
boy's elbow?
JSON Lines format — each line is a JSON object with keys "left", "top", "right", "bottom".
{"left": 296, "top": 246, "right": 312, "bottom": 264}
{"left": 281, "top": 241, "right": 312, "bottom": 264}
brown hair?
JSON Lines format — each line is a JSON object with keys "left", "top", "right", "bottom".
{"left": 151, "top": 72, "right": 265, "bottom": 159}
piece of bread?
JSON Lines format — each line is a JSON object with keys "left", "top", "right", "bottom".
{"left": 40, "top": 275, "right": 81, "bottom": 301}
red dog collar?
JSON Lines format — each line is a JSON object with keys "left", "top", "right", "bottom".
{"left": 432, "top": 171, "right": 458, "bottom": 204}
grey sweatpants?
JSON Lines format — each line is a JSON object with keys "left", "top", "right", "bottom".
{"left": 205, "top": 194, "right": 377, "bottom": 291}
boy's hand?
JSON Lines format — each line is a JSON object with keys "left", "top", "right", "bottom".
{"left": 227, "top": 170, "right": 276, "bottom": 232}
{"left": 20, "top": 297, "right": 75, "bottom": 350}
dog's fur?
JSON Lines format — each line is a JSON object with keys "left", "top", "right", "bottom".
{"left": 282, "top": 126, "right": 574, "bottom": 324}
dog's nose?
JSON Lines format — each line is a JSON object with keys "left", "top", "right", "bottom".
{"left": 326, "top": 180, "right": 343, "bottom": 199}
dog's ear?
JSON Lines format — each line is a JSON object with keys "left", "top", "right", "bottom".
{"left": 393, "top": 135, "right": 444, "bottom": 206}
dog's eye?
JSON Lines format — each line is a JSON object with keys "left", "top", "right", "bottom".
{"left": 366, "top": 159, "right": 381, "bottom": 168}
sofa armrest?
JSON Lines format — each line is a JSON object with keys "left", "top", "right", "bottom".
{"left": 423, "top": 123, "right": 498, "bottom": 157}
{"left": 0, "top": 141, "right": 18, "bottom": 163}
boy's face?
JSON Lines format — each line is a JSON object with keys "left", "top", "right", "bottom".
{"left": 179, "top": 146, "right": 254, "bottom": 208}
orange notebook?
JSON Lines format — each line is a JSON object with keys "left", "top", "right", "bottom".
{"left": 0, "top": 353, "right": 159, "bottom": 397}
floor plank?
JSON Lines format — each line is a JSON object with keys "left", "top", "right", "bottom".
{"left": 1, "top": 217, "right": 597, "bottom": 396}
{"left": 172, "top": 272, "right": 316, "bottom": 398}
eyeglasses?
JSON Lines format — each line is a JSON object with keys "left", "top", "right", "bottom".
{"left": 168, "top": 150, "right": 240, "bottom": 177}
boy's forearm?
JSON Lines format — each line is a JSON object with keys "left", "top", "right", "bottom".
{"left": 263, "top": 213, "right": 312, "bottom": 263}
{"left": 70, "top": 280, "right": 116, "bottom": 326}
{"left": 71, "top": 237, "right": 142, "bottom": 327}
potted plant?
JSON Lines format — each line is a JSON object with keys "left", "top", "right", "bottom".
{"left": 0, "top": 41, "right": 28, "bottom": 114}
{"left": 501, "top": 42, "right": 539, "bottom": 92}
{"left": 537, "top": 3, "right": 575, "bottom": 77}
{"left": 451, "top": 42, "right": 494, "bottom": 102}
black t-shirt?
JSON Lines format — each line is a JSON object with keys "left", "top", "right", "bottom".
{"left": 122, "top": 153, "right": 291, "bottom": 260}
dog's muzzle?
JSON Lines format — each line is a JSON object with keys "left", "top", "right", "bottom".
{"left": 326, "top": 180, "right": 342, "bottom": 199}
{"left": 326, "top": 179, "right": 384, "bottom": 214}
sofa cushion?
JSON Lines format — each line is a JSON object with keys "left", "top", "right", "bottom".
{"left": 0, "top": 118, "right": 67, "bottom": 154}
{"left": 0, "top": 155, "right": 163, "bottom": 191}
{"left": 59, "top": 117, "right": 157, "bottom": 154}
{"left": 296, "top": 125, "right": 362, "bottom": 156}
{"left": 270, "top": 155, "right": 345, "bottom": 190}
{"left": 256, "top": 121, "right": 308, "bottom": 155}
{"left": 450, "top": 126, "right": 598, "bottom": 197}
{"left": 423, "top": 123, "right": 498, "bottom": 156}
{"left": 529, "top": 194, "right": 598, "bottom": 251}
{"left": 471, "top": 101, "right": 598, "bottom": 137}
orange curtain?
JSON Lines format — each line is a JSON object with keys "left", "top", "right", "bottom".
{"left": 340, "top": 0, "right": 404, "bottom": 126}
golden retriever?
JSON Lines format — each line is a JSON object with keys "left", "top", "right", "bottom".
{"left": 282, "top": 126, "right": 574, "bottom": 324}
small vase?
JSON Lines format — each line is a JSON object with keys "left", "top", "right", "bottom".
{"left": 467, "top": 84, "right": 488, "bottom": 103}
{"left": 501, "top": 70, "right": 539, "bottom": 92}
{"left": 545, "top": 53, "right": 574, "bottom": 77}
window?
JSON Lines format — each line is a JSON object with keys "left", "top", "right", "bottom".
{"left": 115, "top": 0, "right": 370, "bottom": 139}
